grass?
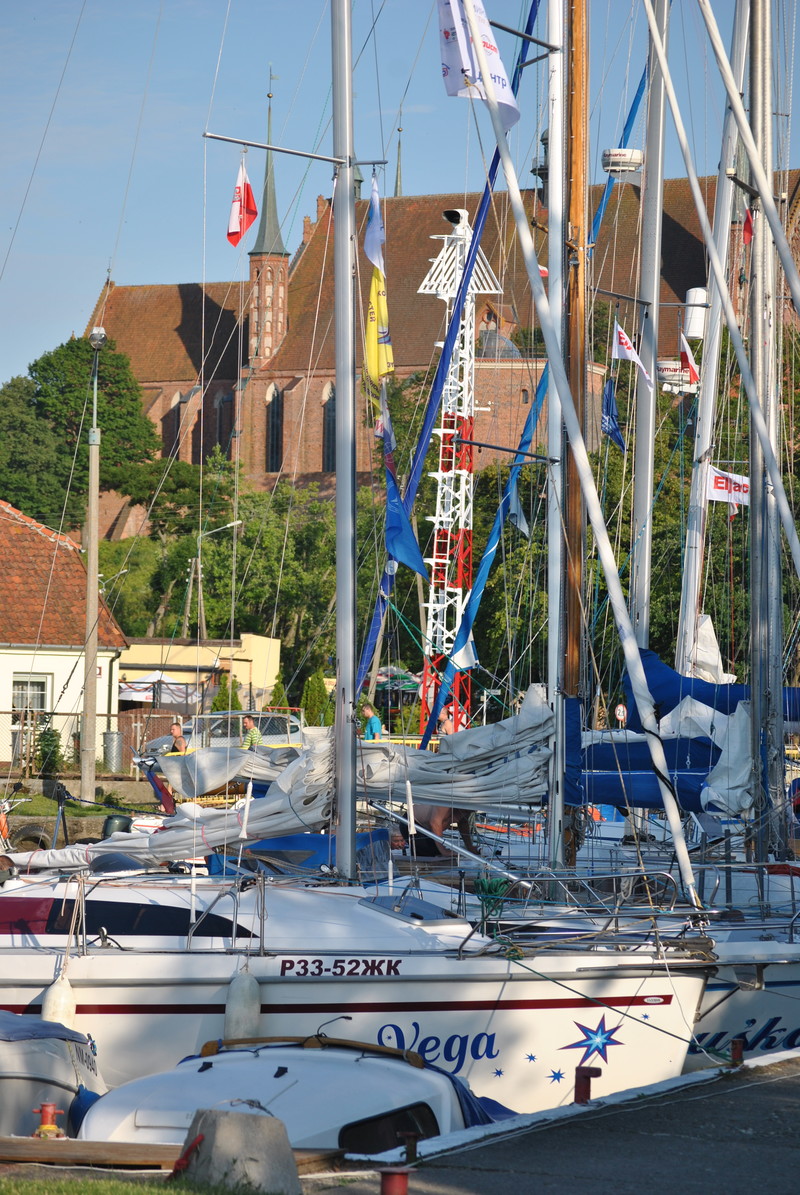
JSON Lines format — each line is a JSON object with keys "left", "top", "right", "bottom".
{"left": 0, "top": 1178, "right": 260, "bottom": 1194}
{"left": 3, "top": 791, "right": 116, "bottom": 820}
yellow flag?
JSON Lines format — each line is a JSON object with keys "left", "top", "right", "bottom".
{"left": 365, "top": 267, "right": 393, "bottom": 406}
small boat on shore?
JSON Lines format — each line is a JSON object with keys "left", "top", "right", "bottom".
{"left": 0, "top": 1010, "right": 106, "bottom": 1137}
{"left": 77, "top": 1034, "right": 507, "bottom": 1153}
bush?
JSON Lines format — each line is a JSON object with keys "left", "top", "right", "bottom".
{"left": 34, "top": 726, "right": 65, "bottom": 776}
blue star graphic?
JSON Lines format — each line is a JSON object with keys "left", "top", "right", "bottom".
{"left": 548, "top": 1069, "right": 565, "bottom": 1083}
{"left": 561, "top": 1016, "right": 623, "bottom": 1065}
{"left": 526, "top": 1053, "right": 537, "bottom": 1062}
{"left": 642, "top": 1013, "right": 650, "bottom": 1021}
{"left": 493, "top": 1068, "right": 504, "bottom": 1078}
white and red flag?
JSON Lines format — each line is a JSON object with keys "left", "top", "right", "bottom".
{"left": 680, "top": 331, "right": 700, "bottom": 385}
{"left": 611, "top": 320, "right": 653, "bottom": 391}
{"left": 227, "top": 161, "right": 258, "bottom": 246}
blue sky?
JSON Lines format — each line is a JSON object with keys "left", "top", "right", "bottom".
{"left": 0, "top": 1, "right": 793, "bottom": 385}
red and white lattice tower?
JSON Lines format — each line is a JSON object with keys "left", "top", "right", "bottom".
{"left": 418, "top": 210, "right": 501, "bottom": 731}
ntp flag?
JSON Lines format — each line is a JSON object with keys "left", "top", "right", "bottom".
{"left": 438, "top": 0, "right": 520, "bottom": 132}
{"left": 227, "top": 161, "right": 258, "bottom": 246}
{"left": 611, "top": 320, "right": 653, "bottom": 392}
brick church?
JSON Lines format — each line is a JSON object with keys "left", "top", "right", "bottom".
{"left": 86, "top": 137, "right": 774, "bottom": 513}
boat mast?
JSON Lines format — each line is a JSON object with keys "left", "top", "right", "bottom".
{"left": 748, "top": 0, "right": 782, "bottom": 860}
{"left": 629, "top": 0, "right": 668, "bottom": 647}
{"left": 674, "top": 0, "right": 750, "bottom": 677}
{"left": 545, "top": 0, "right": 566, "bottom": 868}
{"left": 331, "top": 0, "right": 357, "bottom": 879}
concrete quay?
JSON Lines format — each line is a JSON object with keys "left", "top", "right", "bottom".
{"left": 309, "top": 1053, "right": 800, "bottom": 1195}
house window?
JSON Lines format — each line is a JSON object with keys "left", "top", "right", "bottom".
{"left": 266, "top": 385, "right": 284, "bottom": 472}
{"left": 322, "top": 383, "right": 336, "bottom": 472}
{"left": 521, "top": 388, "right": 530, "bottom": 405}
{"left": 13, "top": 674, "right": 49, "bottom": 712}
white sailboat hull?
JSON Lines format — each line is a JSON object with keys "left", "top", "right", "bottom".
{"left": 0, "top": 874, "right": 706, "bottom": 1113}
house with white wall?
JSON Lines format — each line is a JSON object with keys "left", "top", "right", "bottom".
{"left": 0, "top": 501, "right": 127, "bottom": 768}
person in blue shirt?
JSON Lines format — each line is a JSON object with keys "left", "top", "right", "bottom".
{"left": 362, "top": 704, "right": 382, "bottom": 740}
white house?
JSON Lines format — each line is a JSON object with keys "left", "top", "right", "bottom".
{"left": 0, "top": 501, "right": 127, "bottom": 769}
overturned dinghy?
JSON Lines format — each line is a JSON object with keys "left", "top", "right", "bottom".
{"left": 77, "top": 1035, "right": 506, "bottom": 1153}
{"left": 0, "top": 1010, "right": 106, "bottom": 1136}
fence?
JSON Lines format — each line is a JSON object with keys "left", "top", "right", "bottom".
{"left": 0, "top": 710, "right": 147, "bottom": 778}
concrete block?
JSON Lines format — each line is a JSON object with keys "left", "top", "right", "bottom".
{"left": 178, "top": 1108, "right": 301, "bottom": 1194}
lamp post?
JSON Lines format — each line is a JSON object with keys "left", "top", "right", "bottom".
{"left": 81, "top": 326, "right": 106, "bottom": 804}
{"left": 196, "top": 520, "right": 242, "bottom": 640}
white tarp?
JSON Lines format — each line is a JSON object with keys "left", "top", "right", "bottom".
{"left": 119, "top": 670, "right": 202, "bottom": 706}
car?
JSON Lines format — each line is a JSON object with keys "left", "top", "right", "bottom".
{"left": 144, "top": 710, "right": 304, "bottom": 755}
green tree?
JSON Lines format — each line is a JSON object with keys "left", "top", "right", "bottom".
{"left": 269, "top": 674, "right": 288, "bottom": 709}
{"left": 0, "top": 376, "right": 78, "bottom": 525}
{"left": 211, "top": 673, "right": 242, "bottom": 712}
{"left": 29, "top": 336, "right": 159, "bottom": 505}
{"left": 301, "top": 669, "right": 334, "bottom": 726}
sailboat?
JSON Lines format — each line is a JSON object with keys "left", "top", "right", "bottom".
{"left": 0, "top": 1, "right": 713, "bottom": 1116}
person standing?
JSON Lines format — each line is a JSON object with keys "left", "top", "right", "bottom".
{"left": 362, "top": 704, "right": 382, "bottom": 740}
{"left": 167, "top": 722, "right": 188, "bottom": 753}
{"left": 438, "top": 707, "right": 455, "bottom": 736}
{"left": 241, "top": 714, "right": 263, "bottom": 749}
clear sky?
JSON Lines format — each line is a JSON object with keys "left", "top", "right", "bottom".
{"left": 0, "top": 1, "right": 793, "bottom": 386}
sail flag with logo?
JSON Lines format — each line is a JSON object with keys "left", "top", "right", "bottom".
{"left": 227, "top": 161, "right": 258, "bottom": 246}
{"left": 601, "top": 379, "right": 626, "bottom": 452}
{"left": 362, "top": 176, "right": 427, "bottom": 579}
{"left": 611, "top": 320, "right": 653, "bottom": 392}
{"left": 680, "top": 331, "right": 700, "bottom": 385}
{"left": 438, "top": 0, "right": 520, "bottom": 132}
{"left": 707, "top": 466, "right": 750, "bottom": 516}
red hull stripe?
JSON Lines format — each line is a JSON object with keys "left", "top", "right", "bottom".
{"left": 6, "top": 993, "right": 673, "bottom": 1017}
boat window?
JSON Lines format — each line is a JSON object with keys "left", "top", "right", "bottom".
{"left": 360, "top": 893, "right": 461, "bottom": 924}
{"left": 338, "top": 1101, "right": 439, "bottom": 1154}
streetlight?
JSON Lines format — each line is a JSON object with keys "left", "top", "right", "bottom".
{"left": 81, "top": 326, "right": 106, "bottom": 805}
{"left": 196, "top": 520, "right": 242, "bottom": 640}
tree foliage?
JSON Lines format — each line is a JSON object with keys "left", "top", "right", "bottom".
{"left": 29, "top": 336, "right": 160, "bottom": 499}
{"left": 301, "top": 669, "right": 334, "bottom": 726}
{"left": 0, "top": 376, "right": 73, "bottom": 524}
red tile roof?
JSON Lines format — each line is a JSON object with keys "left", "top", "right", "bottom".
{"left": 86, "top": 281, "right": 247, "bottom": 383}
{"left": 0, "top": 502, "right": 127, "bottom": 649}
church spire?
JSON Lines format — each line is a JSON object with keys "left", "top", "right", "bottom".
{"left": 250, "top": 81, "right": 288, "bottom": 258}
{"left": 394, "top": 112, "right": 403, "bottom": 198}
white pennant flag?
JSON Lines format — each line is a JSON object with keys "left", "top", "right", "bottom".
{"left": 611, "top": 320, "right": 653, "bottom": 392}
{"left": 438, "top": 0, "right": 520, "bottom": 132}
{"left": 707, "top": 466, "right": 750, "bottom": 515}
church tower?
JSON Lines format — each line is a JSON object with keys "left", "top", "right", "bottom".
{"left": 248, "top": 89, "right": 290, "bottom": 369}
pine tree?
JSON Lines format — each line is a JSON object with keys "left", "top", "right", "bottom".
{"left": 300, "top": 669, "right": 334, "bottom": 726}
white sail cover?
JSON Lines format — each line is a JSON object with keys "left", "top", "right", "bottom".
{"left": 5, "top": 690, "right": 553, "bottom": 872}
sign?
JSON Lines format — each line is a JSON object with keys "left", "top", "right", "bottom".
{"left": 615, "top": 704, "right": 627, "bottom": 725}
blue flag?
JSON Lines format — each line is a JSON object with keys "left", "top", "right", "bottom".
{"left": 601, "top": 379, "right": 626, "bottom": 452}
{"left": 385, "top": 468, "right": 428, "bottom": 579}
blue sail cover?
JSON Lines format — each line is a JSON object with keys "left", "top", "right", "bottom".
{"left": 621, "top": 649, "right": 800, "bottom": 731}
{"left": 581, "top": 731, "right": 720, "bottom": 812}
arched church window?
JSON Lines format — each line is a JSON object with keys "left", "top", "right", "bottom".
{"left": 322, "top": 383, "right": 336, "bottom": 472}
{"left": 265, "top": 384, "right": 283, "bottom": 472}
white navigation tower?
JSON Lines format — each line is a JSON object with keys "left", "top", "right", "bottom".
{"left": 417, "top": 209, "right": 501, "bottom": 730}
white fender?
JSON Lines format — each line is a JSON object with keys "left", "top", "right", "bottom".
{"left": 42, "top": 973, "right": 76, "bottom": 1029}
{"left": 224, "top": 971, "right": 261, "bottom": 1039}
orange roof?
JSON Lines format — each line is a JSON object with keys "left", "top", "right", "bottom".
{"left": 0, "top": 502, "right": 127, "bottom": 650}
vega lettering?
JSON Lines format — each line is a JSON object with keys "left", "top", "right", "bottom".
{"left": 689, "top": 1015, "right": 800, "bottom": 1056}
{"left": 377, "top": 1020, "right": 499, "bottom": 1075}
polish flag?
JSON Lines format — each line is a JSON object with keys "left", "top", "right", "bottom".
{"left": 227, "top": 162, "right": 258, "bottom": 246}
{"left": 680, "top": 331, "right": 700, "bottom": 385}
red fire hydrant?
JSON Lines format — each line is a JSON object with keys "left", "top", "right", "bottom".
{"left": 32, "top": 1102, "right": 65, "bottom": 1138}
